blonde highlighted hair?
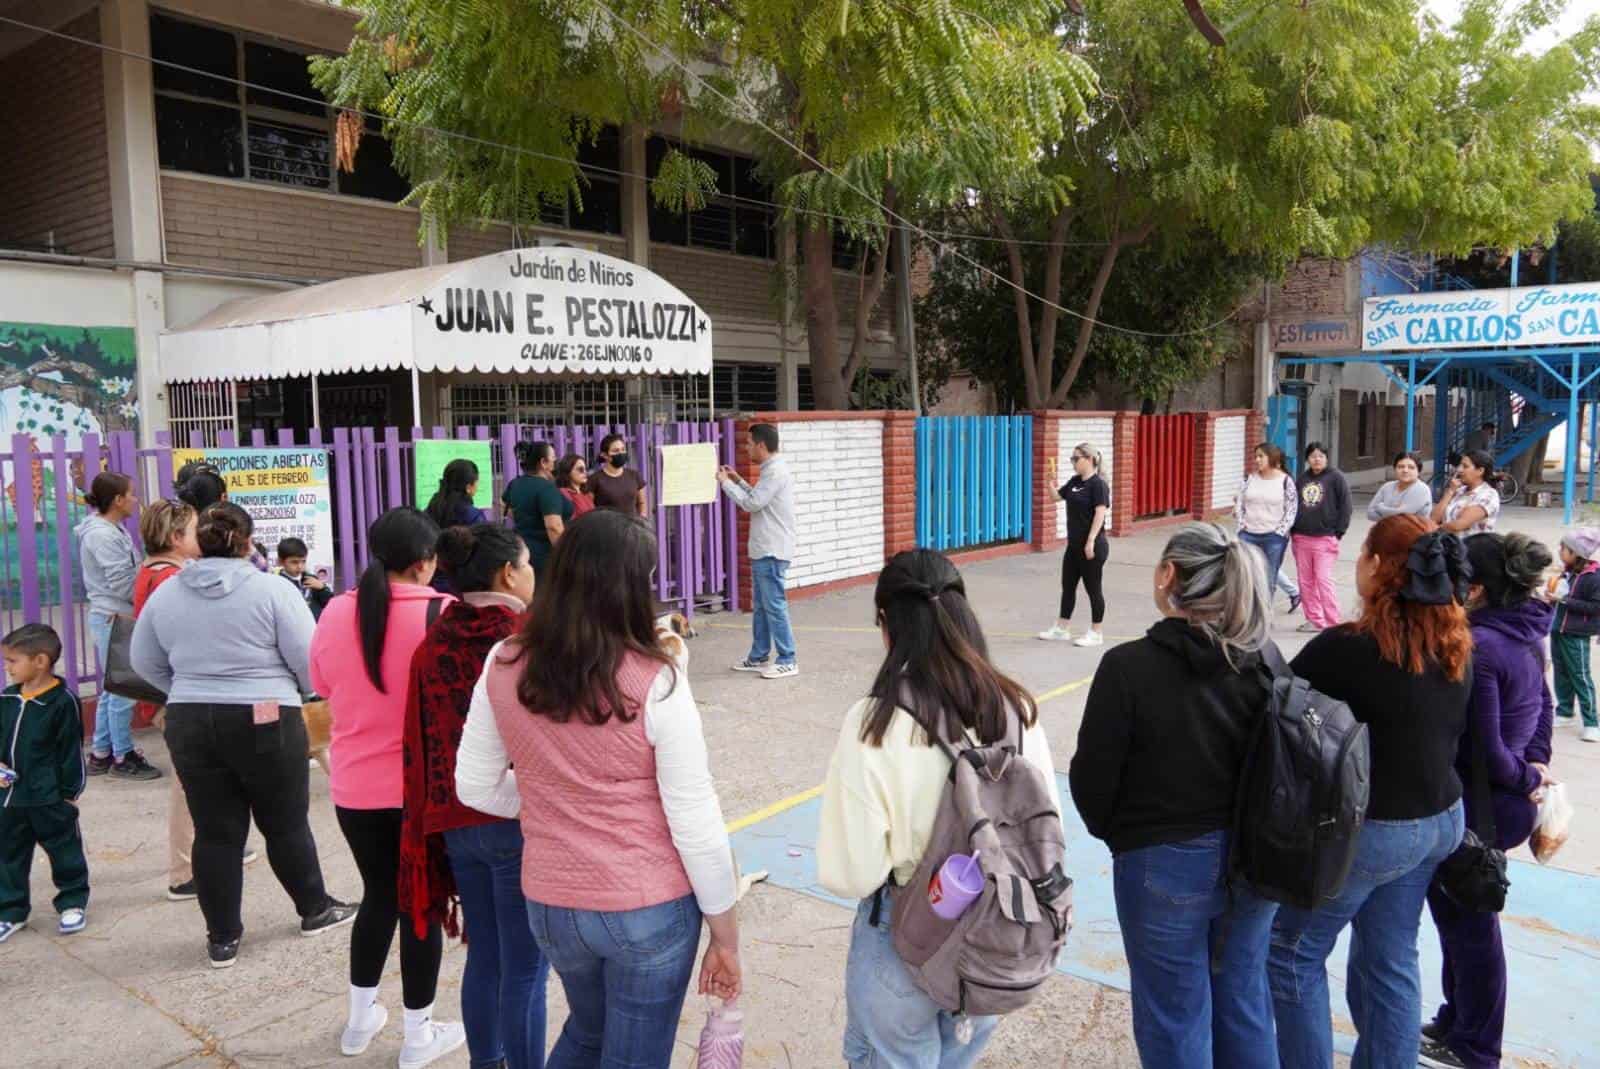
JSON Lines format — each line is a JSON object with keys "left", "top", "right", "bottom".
{"left": 139, "top": 499, "right": 197, "bottom": 557}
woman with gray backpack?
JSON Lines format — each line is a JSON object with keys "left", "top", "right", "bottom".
{"left": 1071, "top": 522, "right": 1281, "bottom": 1069}
{"left": 818, "top": 549, "right": 1066, "bottom": 1068}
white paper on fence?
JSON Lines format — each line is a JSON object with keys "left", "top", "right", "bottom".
{"left": 659, "top": 442, "right": 720, "bottom": 507}
{"left": 158, "top": 249, "right": 712, "bottom": 382}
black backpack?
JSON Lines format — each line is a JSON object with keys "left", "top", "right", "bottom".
{"left": 1232, "top": 642, "right": 1371, "bottom": 909}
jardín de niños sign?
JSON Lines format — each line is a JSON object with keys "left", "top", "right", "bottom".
{"left": 412, "top": 249, "right": 713, "bottom": 374}
{"left": 1362, "top": 280, "right": 1600, "bottom": 352}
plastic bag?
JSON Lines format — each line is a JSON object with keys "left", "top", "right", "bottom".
{"left": 1530, "top": 782, "right": 1573, "bottom": 865}
{"left": 696, "top": 997, "right": 743, "bottom": 1068}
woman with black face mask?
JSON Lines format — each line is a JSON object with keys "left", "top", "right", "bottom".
{"left": 591, "top": 433, "right": 649, "bottom": 518}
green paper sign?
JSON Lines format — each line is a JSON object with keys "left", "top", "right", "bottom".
{"left": 414, "top": 439, "right": 495, "bottom": 510}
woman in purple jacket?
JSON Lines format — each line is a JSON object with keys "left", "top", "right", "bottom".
{"left": 1422, "top": 532, "right": 1558, "bottom": 1069}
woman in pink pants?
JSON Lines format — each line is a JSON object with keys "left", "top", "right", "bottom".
{"left": 1290, "top": 442, "right": 1352, "bottom": 632}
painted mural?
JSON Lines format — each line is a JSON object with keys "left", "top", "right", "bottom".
{"left": 0, "top": 321, "right": 136, "bottom": 609}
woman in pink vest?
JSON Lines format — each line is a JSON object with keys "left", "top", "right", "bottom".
{"left": 456, "top": 509, "right": 742, "bottom": 1068}
{"left": 310, "top": 508, "right": 464, "bottom": 1068}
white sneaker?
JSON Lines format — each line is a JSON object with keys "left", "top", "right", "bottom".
{"left": 761, "top": 662, "right": 799, "bottom": 680}
{"left": 398, "top": 1021, "right": 466, "bottom": 1069}
{"left": 58, "top": 908, "right": 86, "bottom": 935}
{"left": 1037, "top": 625, "right": 1072, "bottom": 642}
{"left": 1582, "top": 726, "right": 1600, "bottom": 743}
{"left": 1072, "top": 631, "right": 1105, "bottom": 648}
{"left": 731, "top": 658, "right": 769, "bottom": 673}
{"left": 340, "top": 1003, "right": 388, "bottom": 1057}
{"left": 0, "top": 920, "right": 24, "bottom": 943}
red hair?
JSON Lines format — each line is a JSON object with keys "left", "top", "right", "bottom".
{"left": 1351, "top": 515, "right": 1472, "bottom": 682}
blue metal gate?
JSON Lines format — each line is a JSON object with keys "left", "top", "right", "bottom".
{"left": 915, "top": 416, "right": 1032, "bottom": 552}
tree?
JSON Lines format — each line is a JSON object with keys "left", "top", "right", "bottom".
{"left": 313, "top": 0, "right": 1094, "bottom": 410}
{"left": 966, "top": 0, "right": 1600, "bottom": 410}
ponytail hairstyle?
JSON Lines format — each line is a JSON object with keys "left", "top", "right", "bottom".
{"left": 87, "top": 472, "right": 132, "bottom": 514}
{"left": 356, "top": 507, "right": 441, "bottom": 692}
{"left": 1352, "top": 515, "right": 1472, "bottom": 682}
{"left": 514, "top": 440, "right": 553, "bottom": 475}
{"left": 175, "top": 461, "right": 227, "bottom": 511}
{"left": 1465, "top": 531, "right": 1551, "bottom": 610}
{"left": 194, "top": 502, "right": 254, "bottom": 559}
{"left": 861, "top": 549, "right": 1036, "bottom": 747}
{"left": 139, "top": 499, "right": 197, "bottom": 556}
{"left": 436, "top": 524, "right": 528, "bottom": 595}
{"left": 1160, "top": 522, "right": 1271, "bottom": 668}
{"left": 424, "top": 458, "right": 479, "bottom": 528}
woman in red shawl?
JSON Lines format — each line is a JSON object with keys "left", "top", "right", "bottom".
{"left": 401, "top": 523, "right": 544, "bottom": 1069}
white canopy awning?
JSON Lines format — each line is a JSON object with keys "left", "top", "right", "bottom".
{"left": 159, "top": 248, "right": 714, "bottom": 383}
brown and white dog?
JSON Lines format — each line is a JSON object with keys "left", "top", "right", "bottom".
{"left": 655, "top": 610, "right": 697, "bottom": 665}
{"left": 304, "top": 698, "right": 332, "bottom": 776}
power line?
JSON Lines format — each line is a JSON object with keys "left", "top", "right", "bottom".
{"left": 1, "top": 11, "right": 1242, "bottom": 342}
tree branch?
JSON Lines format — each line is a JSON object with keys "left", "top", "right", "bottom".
{"left": 992, "top": 208, "right": 1043, "bottom": 410}
{"left": 1033, "top": 205, "right": 1075, "bottom": 404}
{"left": 1047, "top": 219, "right": 1154, "bottom": 408}
{"left": 843, "top": 189, "right": 896, "bottom": 387}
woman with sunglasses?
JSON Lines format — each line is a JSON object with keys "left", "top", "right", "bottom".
{"left": 1038, "top": 443, "right": 1111, "bottom": 647}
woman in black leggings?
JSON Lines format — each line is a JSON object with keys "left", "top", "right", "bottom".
{"left": 1038, "top": 442, "right": 1111, "bottom": 647}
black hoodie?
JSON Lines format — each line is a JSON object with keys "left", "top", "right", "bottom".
{"left": 1069, "top": 618, "right": 1270, "bottom": 855}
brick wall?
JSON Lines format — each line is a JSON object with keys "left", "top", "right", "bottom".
{"left": 161, "top": 175, "right": 423, "bottom": 279}
{"left": 1111, "top": 412, "right": 1138, "bottom": 534}
{"left": 652, "top": 246, "right": 777, "bottom": 322}
{"left": 1272, "top": 258, "right": 1353, "bottom": 316}
{"left": 0, "top": 13, "right": 114, "bottom": 258}
{"left": 1212, "top": 414, "right": 1247, "bottom": 509}
{"left": 882, "top": 412, "right": 917, "bottom": 559}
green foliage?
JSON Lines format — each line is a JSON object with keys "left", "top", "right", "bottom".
{"left": 1555, "top": 210, "right": 1600, "bottom": 284}
{"left": 918, "top": 230, "right": 1266, "bottom": 409}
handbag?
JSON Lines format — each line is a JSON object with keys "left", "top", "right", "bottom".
{"left": 1433, "top": 712, "right": 1510, "bottom": 912}
{"left": 103, "top": 613, "right": 169, "bottom": 705}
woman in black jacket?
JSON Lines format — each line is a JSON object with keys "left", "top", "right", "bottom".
{"left": 1290, "top": 442, "right": 1352, "bottom": 633}
{"left": 1071, "top": 522, "right": 1278, "bottom": 1069}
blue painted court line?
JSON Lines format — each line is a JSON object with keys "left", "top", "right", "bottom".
{"left": 732, "top": 773, "right": 1600, "bottom": 1067}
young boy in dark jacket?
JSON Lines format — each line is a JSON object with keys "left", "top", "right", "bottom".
{"left": 0, "top": 623, "right": 89, "bottom": 941}
{"left": 1552, "top": 526, "right": 1600, "bottom": 742}
{"left": 275, "top": 537, "right": 333, "bottom": 621}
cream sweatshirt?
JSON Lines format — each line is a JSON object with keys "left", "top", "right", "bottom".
{"left": 816, "top": 697, "right": 1061, "bottom": 901}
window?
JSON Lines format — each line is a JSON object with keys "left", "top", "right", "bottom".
{"left": 150, "top": 12, "right": 408, "bottom": 202}
{"left": 1357, "top": 392, "right": 1379, "bottom": 458}
{"left": 713, "top": 362, "right": 779, "bottom": 413}
{"left": 647, "top": 137, "right": 776, "bottom": 259}
{"left": 535, "top": 127, "right": 624, "bottom": 236}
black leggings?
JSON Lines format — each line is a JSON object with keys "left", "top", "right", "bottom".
{"left": 1060, "top": 541, "right": 1108, "bottom": 623}
{"left": 336, "top": 807, "right": 442, "bottom": 1009}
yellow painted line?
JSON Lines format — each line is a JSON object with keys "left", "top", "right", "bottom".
{"left": 726, "top": 784, "right": 824, "bottom": 834}
{"left": 702, "top": 621, "right": 1136, "bottom": 641}
{"left": 723, "top": 673, "right": 1093, "bottom": 833}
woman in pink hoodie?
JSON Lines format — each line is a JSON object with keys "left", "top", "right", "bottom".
{"left": 310, "top": 507, "right": 462, "bottom": 1068}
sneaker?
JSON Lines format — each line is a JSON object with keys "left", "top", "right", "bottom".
{"left": 85, "top": 753, "right": 113, "bottom": 777}
{"left": 58, "top": 908, "right": 86, "bottom": 935}
{"left": 340, "top": 1002, "right": 389, "bottom": 1056}
{"left": 1583, "top": 726, "right": 1600, "bottom": 743}
{"left": 301, "top": 898, "right": 359, "bottom": 937}
{"left": 1296, "top": 621, "right": 1322, "bottom": 633}
{"left": 243, "top": 848, "right": 260, "bottom": 866}
{"left": 731, "top": 657, "right": 769, "bottom": 673}
{"left": 1418, "top": 1037, "right": 1467, "bottom": 1068}
{"left": 1072, "top": 631, "right": 1105, "bottom": 648}
{"left": 1421, "top": 1019, "right": 1447, "bottom": 1044}
{"left": 398, "top": 1021, "right": 467, "bottom": 1069}
{"left": 1287, "top": 594, "right": 1302, "bottom": 614}
{"left": 760, "top": 662, "right": 799, "bottom": 680}
{"left": 0, "top": 920, "right": 24, "bottom": 943}
{"left": 1037, "top": 625, "right": 1072, "bottom": 642}
{"left": 208, "top": 936, "right": 240, "bottom": 969}
{"left": 167, "top": 880, "right": 198, "bottom": 901}
{"left": 110, "top": 751, "right": 162, "bottom": 781}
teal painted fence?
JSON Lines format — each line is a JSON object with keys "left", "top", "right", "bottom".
{"left": 915, "top": 416, "right": 1032, "bottom": 551}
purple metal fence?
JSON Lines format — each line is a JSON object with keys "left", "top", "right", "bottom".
{"left": 1, "top": 423, "right": 739, "bottom": 700}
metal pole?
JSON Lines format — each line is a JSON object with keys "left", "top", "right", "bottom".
{"left": 895, "top": 222, "right": 921, "bottom": 415}
{"left": 410, "top": 365, "right": 423, "bottom": 428}
{"left": 1405, "top": 356, "right": 1417, "bottom": 452}
{"left": 310, "top": 373, "right": 322, "bottom": 429}
{"left": 1510, "top": 247, "right": 1520, "bottom": 288}
{"left": 1565, "top": 353, "right": 1579, "bottom": 524}
{"left": 1589, "top": 388, "right": 1598, "bottom": 503}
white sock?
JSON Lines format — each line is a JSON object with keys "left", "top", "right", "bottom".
{"left": 403, "top": 1004, "right": 434, "bottom": 1045}
{"left": 347, "top": 984, "right": 380, "bottom": 1030}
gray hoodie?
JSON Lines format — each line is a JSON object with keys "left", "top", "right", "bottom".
{"left": 75, "top": 513, "right": 138, "bottom": 615}
{"left": 131, "top": 557, "right": 316, "bottom": 706}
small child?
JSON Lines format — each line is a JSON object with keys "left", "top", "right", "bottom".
{"left": 0, "top": 623, "right": 89, "bottom": 942}
{"left": 1551, "top": 526, "right": 1600, "bottom": 743}
{"left": 275, "top": 537, "right": 332, "bottom": 620}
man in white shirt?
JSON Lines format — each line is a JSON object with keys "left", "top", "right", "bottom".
{"left": 717, "top": 423, "right": 799, "bottom": 680}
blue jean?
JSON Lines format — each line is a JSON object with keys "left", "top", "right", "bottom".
{"left": 1112, "top": 831, "right": 1279, "bottom": 1069}
{"left": 446, "top": 821, "right": 549, "bottom": 1069}
{"left": 1269, "top": 801, "right": 1465, "bottom": 1069}
{"left": 1239, "top": 532, "right": 1295, "bottom": 600}
{"left": 748, "top": 556, "right": 796, "bottom": 666}
{"left": 88, "top": 610, "right": 135, "bottom": 758}
{"left": 843, "top": 890, "right": 999, "bottom": 1069}
{"left": 526, "top": 893, "right": 701, "bottom": 1069}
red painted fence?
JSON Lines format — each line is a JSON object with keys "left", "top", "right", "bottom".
{"left": 1134, "top": 413, "right": 1197, "bottom": 519}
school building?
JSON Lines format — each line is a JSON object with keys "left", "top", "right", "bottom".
{"left": 0, "top": 0, "right": 903, "bottom": 448}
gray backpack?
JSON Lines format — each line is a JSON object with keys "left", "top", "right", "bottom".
{"left": 887, "top": 710, "right": 1073, "bottom": 1018}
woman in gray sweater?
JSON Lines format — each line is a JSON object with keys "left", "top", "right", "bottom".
{"left": 1368, "top": 452, "right": 1434, "bottom": 521}
{"left": 132, "top": 503, "right": 355, "bottom": 969}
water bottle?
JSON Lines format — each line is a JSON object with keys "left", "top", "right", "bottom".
{"left": 696, "top": 997, "right": 743, "bottom": 1068}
